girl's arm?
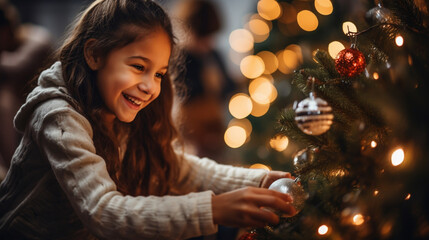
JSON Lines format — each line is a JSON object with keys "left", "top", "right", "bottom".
{"left": 170, "top": 153, "right": 269, "bottom": 194}
{"left": 172, "top": 152, "right": 291, "bottom": 194}
{"left": 33, "top": 99, "right": 217, "bottom": 239}
{"left": 172, "top": 152, "right": 296, "bottom": 227}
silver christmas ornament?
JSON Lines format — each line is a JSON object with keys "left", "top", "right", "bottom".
{"left": 365, "top": 3, "right": 397, "bottom": 25}
{"left": 293, "top": 148, "right": 316, "bottom": 171}
{"left": 294, "top": 92, "right": 333, "bottom": 135}
{"left": 268, "top": 178, "right": 308, "bottom": 216}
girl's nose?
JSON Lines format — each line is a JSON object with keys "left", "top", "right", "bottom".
{"left": 137, "top": 77, "right": 156, "bottom": 95}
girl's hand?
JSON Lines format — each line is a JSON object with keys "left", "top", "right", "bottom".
{"left": 259, "top": 171, "right": 292, "bottom": 188}
{"left": 211, "top": 187, "right": 296, "bottom": 228}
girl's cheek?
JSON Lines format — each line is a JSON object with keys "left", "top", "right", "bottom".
{"left": 116, "top": 72, "right": 134, "bottom": 87}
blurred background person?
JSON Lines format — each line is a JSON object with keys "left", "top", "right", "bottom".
{"left": 173, "top": 0, "right": 237, "bottom": 163}
{"left": 173, "top": 1, "right": 240, "bottom": 239}
{"left": 0, "top": 0, "right": 53, "bottom": 180}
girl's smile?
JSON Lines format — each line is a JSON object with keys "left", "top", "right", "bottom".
{"left": 122, "top": 92, "right": 144, "bottom": 109}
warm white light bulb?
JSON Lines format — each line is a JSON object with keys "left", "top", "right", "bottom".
{"left": 395, "top": 35, "right": 404, "bottom": 47}
{"left": 391, "top": 148, "right": 405, "bottom": 166}
{"left": 353, "top": 214, "right": 365, "bottom": 225}
{"left": 318, "top": 225, "right": 329, "bottom": 235}
{"left": 405, "top": 193, "right": 411, "bottom": 200}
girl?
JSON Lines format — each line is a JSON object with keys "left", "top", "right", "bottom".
{"left": 0, "top": 0, "right": 296, "bottom": 239}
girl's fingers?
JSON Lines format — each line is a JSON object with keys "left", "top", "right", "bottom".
{"left": 265, "top": 188, "right": 294, "bottom": 203}
{"left": 256, "top": 195, "right": 295, "bottom": 215}
{"left": 247, "top": 207, "right": 280, "bottom": 226}
{"left": 246, "top": 189, "right": 295, "bottom": 216}
{"left": 250, "top": 187, "right": 294, "bottom": 203}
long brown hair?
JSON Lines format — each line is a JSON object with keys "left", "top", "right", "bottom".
{"left": 58, "top": 0, "right": 182, "bottom": 196}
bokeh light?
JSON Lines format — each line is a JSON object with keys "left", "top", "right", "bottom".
{"left": 286, "top": 44, "right": 303, "bottom": 64}
{"left": 381, "top": 222, "right": 393, "bottom": 236}
{"left": 224, "top": 126, "right": 247, "bottom": 148}
{"left": 297, "top": 10, "right": 318, "bottom": 32}
{"left": 408, "top": 55, "right": 413, "bottom": 65}
{"left": 352, "top": 214, "right": 365, "bottom": 225}
{"left": 371, "top": 140, "right": 378, "bottom": 148}
{"left": 395, "top": 35, "right": 404, "bottom": 46}
{"left": 229, "top": 29, "right": 254, "bottom": 53}
{"left": 229, "top": 93, "right": 253, "bottom": 119}
{"left": 250, "top": 163, "right": 271, "bottom": 171}
{"left": 328, "top": 41, "right": 345, "bottom": 58}
{"left": 315, "top": 0, "right": 333, "bottom": 15}
{"left": 257, "top": 0, "right": 282, "bottom": 21}
{"left": 269, "top": 135, "right": 289, "bottom": 152}
{"left": 248, "top": 14, "right": 272, "bottom": 43}
{"left": 250, "top": 100, "right": 270, "bottom": 117}
{"left": 391, "top": 148, "right": 405, "bottom": 166}
{"left": 405, "top": 193, "right": 411, "bottom": 200}
{"left": 277, "top": 45, "right": 303, "bottom": 74}
{"left": 277, "top": 50, "right": 292, "bottom": 74}
{"left": 342, "top": 21, "right": 358, "bottom": 34}
{"left": 318, "top": 225, "right": 329, "bottom": 235}
{"left": 248, "top": 18, "right": 270, "bottom": 36}
{"left": 283, "top": 49, "right": 299, "bottom": 70}
{"left": 249, "top": 77, "right": 277, "bottom": 104}
{"left": 228, "top": 118, "right": 252, "bottom": 137}
{"left": 240, "top": 55, "right": 265, "bottom": 79}
{"left": 257, "top": 51, "right": 278, "bottom": 74}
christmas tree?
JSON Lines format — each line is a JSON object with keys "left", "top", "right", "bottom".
{"left": 228, "top": 0, "right": 429, "bottom": 239}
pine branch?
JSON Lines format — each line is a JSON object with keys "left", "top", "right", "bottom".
{"left": 314, "top": 50, "right": 339, "bottom": 78}
{"left": 386, "top": 0, "right": 426, "bottom": 32}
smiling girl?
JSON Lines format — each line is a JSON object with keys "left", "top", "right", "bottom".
{"left": 0, "top": 0, "right": 295, "bottom": 239}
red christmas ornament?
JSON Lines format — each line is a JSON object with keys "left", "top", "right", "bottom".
{"left": 335, "top": 48, "right": 366, "bottom": 78}
{"left": 238, "top": 232, "right": 257, "bottom": 240}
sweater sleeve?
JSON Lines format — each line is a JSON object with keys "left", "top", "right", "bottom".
{"left": 171, "top": 153, "right": 268, "bottom": 195}
{"left": 33, "top": 100, "right": 217, "bottom": 240}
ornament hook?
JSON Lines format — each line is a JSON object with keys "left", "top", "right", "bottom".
{"left": 347, "top": 29, "right": 358, "bottom": 48}
{"left": 309, "top": 76, "right": 316, "bottom": 99}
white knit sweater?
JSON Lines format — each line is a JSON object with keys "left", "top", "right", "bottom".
{"left": 0, "top": 62, "right": 267, "bottom": 239}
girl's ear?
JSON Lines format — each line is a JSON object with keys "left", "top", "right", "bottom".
{"left": 84, "top": 38, "right": 101, "bottom": 70}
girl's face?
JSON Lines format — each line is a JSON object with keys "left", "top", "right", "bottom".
{"left": 96, "top": 29, "right": 171, "bottom": 123}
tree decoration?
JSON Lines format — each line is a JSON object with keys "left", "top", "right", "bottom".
{"left": 294, "top": 83, "right": 333, "bottom": 135}
{"left": 293, "top": 147, "right": 317, "bottom": 171}
{"left": 365, "top": 3, "right": 397, "bottom": 25}
{"left": 335, "top": 47, "right": 366, "bottom": 78}
{"left": 268, "top": 178, "right": 308, "bottom": 216}
{"left": 238, "top": 231, "right": 257, "bottom": 240}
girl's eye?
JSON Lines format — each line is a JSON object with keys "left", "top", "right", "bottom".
{"left": 155, "top": 72, "right": 165, "bottom": 80}
{"left": 132, "top": 64, "right": 144, "bottom": 71}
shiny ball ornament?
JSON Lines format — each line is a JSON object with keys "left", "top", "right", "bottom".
{"left": 365, "top": 3, "right": 396, "bottom": 25}
{"left": 294, "top": 93, "right": 333, "bottom": 135}
{"left": 335, "top": 48, "right": 366, "bottom": 78}
{"left": 293, "top": 148, "right": 315, "bottom": 171}
{"left": 269, "top": 178, "right": 308, "bottom": 216}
